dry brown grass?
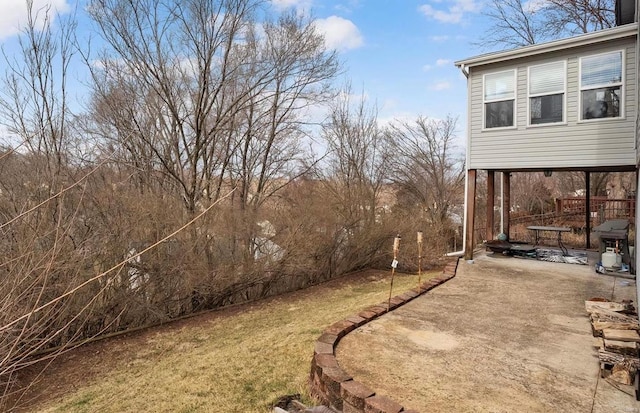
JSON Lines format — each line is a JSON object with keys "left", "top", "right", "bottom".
{"left": 33, "top": 270, "right": 438, "bottom": 413}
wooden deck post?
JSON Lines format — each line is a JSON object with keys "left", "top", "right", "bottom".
{"left": 502, "top": 172, "right": 511, "bottom": 241}
{"left": 586, "top": 171, "right": 591, "bottom": 249}
{"left": 636, "top": 168, "right": 640, "bottom": 311}
{"left": 486, "top": 170, "right": 495, "bottom": 241}
{"left": 464, "top": 169, "right": 477, "bottom": 260}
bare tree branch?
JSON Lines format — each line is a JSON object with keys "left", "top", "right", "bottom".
{"left": 479, "top": 0, "right": 616, "bottom": 50}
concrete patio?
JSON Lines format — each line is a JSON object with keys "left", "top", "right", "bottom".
{"left": 336, "top": 251, "right": 640, "bottom": 412}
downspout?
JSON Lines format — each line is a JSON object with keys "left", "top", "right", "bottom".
{"left": 458, "top": 63, "right": 469, "bottom": 79}
{"left": 447, "top": 63, "right": 470, "bottom": 257}
{"left": 446, "top": 170, "right": 469, "bottom": 257}
{"left": 500, "top": 175, "right": 504, "bottom": 234}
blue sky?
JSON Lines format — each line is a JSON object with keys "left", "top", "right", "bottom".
{"left": 0, "top": 0, "right": 494, "bottom": 143}
{"left": 298, "top": 0, "right": 491, "bottom": 125}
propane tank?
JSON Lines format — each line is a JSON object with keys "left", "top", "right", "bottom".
{"left": 602, "top": 247, "right": 618, "bottom": 268}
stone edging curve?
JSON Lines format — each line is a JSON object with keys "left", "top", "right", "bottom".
{"left": 309, "top": 258, "right": 459, "bottom": 413}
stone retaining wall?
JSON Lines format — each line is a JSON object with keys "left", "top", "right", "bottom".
{"left": 309, "top": 259, "right": 459, "bottom": 413}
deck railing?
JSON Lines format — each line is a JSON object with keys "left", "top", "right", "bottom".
{"left": 555, "top": 197, "right": 635, "bottom": 224}
{"left": 485, "top": 197, "right": 635, "bottom": 247}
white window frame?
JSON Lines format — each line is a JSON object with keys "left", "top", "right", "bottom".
{"left": 578, "top": 50, "right": 624, "bottom": 122}
{"left": 483, "top": 69, "right": 516, "bottom": 130}
{"left": 527, "top": 60, "right": 566, "bottom": 126}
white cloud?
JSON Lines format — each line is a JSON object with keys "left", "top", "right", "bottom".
{"left": 523, "top": 0, "right": 549, "bottom": 13}
{"left": 271, "top": 0, "right": 299, "bottom": 7}
{"left": 313, "top": 16, "right": 363, "bottom": 52}
{"left": 430, "top": 35, "right": 450, "bottom": 42}
{"left": 334, "top": 0, "right": 362, "bottom": 14}
{"left": 0, "top": 0, "right": 70, "bottom": 41}
{"left": 271, "top": 0, "right": 312, "bottom": 14}
{"left": 378, "top": 112, "right": 415, "bottom": 128}
{"left": 335, "top": 88, "right": 370, "bottom": 104}
{"left": 418, "top": 0, "right": 481, "bottom": 24}
{"left": 430, "top": 81, "right": 451, "bottom": 91}
{"left": 424, "top": 59, "right": 451, "bottom": 71}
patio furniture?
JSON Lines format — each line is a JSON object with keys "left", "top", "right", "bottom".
{"left": 527, "top": 225, "right": 571, "bottom": 255}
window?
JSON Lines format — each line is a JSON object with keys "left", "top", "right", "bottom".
{"left": 484, "top": 70, "right": 515, "bottom": 128}
{"left": 580, "top": 51, "right": 623, "bottom": 120}
{"left": 528, "top": 61, "right": 565, "bottom": 125}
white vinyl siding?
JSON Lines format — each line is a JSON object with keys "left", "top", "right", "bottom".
{"left": 483, "top": 70, "right": 516, "bottom": 129}
{"left": 466, "top": 37, "right": 636, "bottom": 170}
{"left": 528, "top": 61, "right": 565, "bottom": 125}
{"left": 579, "top": 50, "right": 624, "bottom": 120}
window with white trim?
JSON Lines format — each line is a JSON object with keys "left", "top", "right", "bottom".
{"left": 528, "top": 61, "right": 565, "bottom": 125}
{"left": 580, "top": 50, "right": 623, "bottom": 120}
{"left": 484, "top": 70, "right": 515, "bottom": 128}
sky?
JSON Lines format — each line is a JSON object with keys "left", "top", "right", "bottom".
{"left": 279, "top": 0, "right": 493, "bottom": 130}
{"left": 0, "top": 0, "right": 496, "bottom": 146}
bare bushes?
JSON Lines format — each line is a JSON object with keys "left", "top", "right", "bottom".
{"left": 383, "top": 209, "right": 461, "bottom": 273}
{"left": 0, "top": 1, "right": 465, "bottom": 408}
{"left": 269, "top": 179, "right": 395, "bottom": 284}
{"left": 0, "top": 164, "right": 100, "bottom": 407}
{"left": 0, "top": 159, "right": 227, "bottom": 409}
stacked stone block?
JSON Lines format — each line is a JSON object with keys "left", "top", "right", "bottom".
{"left": 309, "top": 258, "right": 459, "bottom": 413}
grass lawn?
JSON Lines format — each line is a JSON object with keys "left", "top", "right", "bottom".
{"left": 32, "top": 269, "right": 439, "bottom": 413}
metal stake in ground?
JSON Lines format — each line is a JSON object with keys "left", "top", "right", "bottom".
{"left": 417, "top": 231, "right": 423, "bottom": 288}
{"left": 388, "top": 235, "right": 401, "bottom": 311}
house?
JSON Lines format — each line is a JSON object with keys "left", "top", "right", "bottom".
{"left": 454, "top": 2, "right": 639, "bottom": 299}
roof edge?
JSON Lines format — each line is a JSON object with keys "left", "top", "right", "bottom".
{"left": 455, "top": 23, "right": 638, "bottom": 68}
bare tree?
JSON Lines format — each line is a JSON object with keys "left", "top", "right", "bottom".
{"left": 558, "top": 171, "right": 613, "bottom": 197}
{"left": 480, "top": 0, "right": 545, "bottom": 48}
{"left": 546, "top": 0, "right": 615, "bottom": 34}
{"left": 511, "top": 172, "right": 554, "bottom": 215}
{"left": 225, "top": 11, "right": 339, "bottom": 272}
{"left": 88, "top": 0, "right": 337, "bottom": 212}
{"left": 385, "top": 116, "right": 465, "bottom": 231}
{"left": 317, "top": 88, "right": 393, "bottom": 273}
{"left": 0, "top": 0, "right": 77, "bottom": 183}
{"left": 480, "top": 0, "right": 615, "bottom": 49}
{"left": 0, "top": 4, "right": 88, "bottom": 407}
{"left": 88, "top": 0, "right": 259, "bottom": 213}
{"left": 0, "top": 2, "right": 241, "bottom": 407}
{"left": 87, "top": 0, "right": 340, "bottom": 305}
